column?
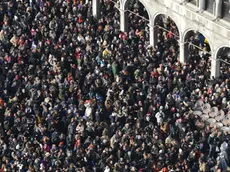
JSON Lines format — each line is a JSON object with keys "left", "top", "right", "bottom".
{"left": 215, "top": 0, "right": 223, "bottom": 18}
{"left": 211, "top": 59, "right": 220, "bottom": 78}
{"left": 93, "top": 0, "right": 100, "bottom": 19}
{"left": 179, "top": 42, "right": 188, "bottom": 63}
{"left": 149, "top": 25, "right": 155, "bottom": 47}
{"left": 199, "top": 0, "right": 206, "bottom": 11}
{"left": 120, "top": 10, "right": 128, "bottom": 33}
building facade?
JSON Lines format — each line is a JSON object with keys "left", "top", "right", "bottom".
{"left": 93, "top": 0, "right": 230, "bottom": 78}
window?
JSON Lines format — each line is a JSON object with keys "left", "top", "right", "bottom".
{"left": 223, "top": 0, "right": 230, "bottom": 22}
{"left": 206, "top": 0, "right": 215, "bottom": 14}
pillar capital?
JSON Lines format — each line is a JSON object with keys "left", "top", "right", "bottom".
{"left": 178, "top": 41, "right": 187, "bottom": 45}
{"left": 147, "top": 24, "right": 154, "bottom": 28}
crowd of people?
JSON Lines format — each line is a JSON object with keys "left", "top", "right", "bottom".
{"left": 0, "top": 0, "right": 230, "bottom": 171}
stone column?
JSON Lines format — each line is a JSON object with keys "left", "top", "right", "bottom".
{"left": 215, "top": 0, "right": 223, "bottom": 18}
{"left": 199, "top": 0, "right": 206, "bottom": 11}
{"left": 179, "top": 41, "right": 188, "bottom": 63}
{"left": 93, "top": 0, "right": 100, "bottom": 19}
{"left": 149, "top": 24, "right": 155, "bottom": 47}
{"left": 211, "top": 59, "right": 220, "bottom": 78}
{"left": 120, "top": 10, "right": 128, "bottom": 33}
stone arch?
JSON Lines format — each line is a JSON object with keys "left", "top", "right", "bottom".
{"left": 119, "top": 0, "right": 154, "bottom": 45}
{"left": 214, "top": 45, "right": 230, "bottom": 60}
{"left": 121, "top": 0, "right": 153, "bottom": 25}
{"left": 181, "top": 28, "right": 212, "bottom": 63}
{"left": 182, "top": 28, "right": 212, "bottom": 51}
{"left": 153, "top": 12, "right": 181, "bottom": 39}
{"left": 152, "top": 12, "right": 181, "bottom": 54}
{"left": 214, "top": 45, "right": 230, "bottom": 78}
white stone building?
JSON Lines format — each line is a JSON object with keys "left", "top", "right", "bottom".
{"left": 92, "top": 0, "right": 230, "bottom": 78}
